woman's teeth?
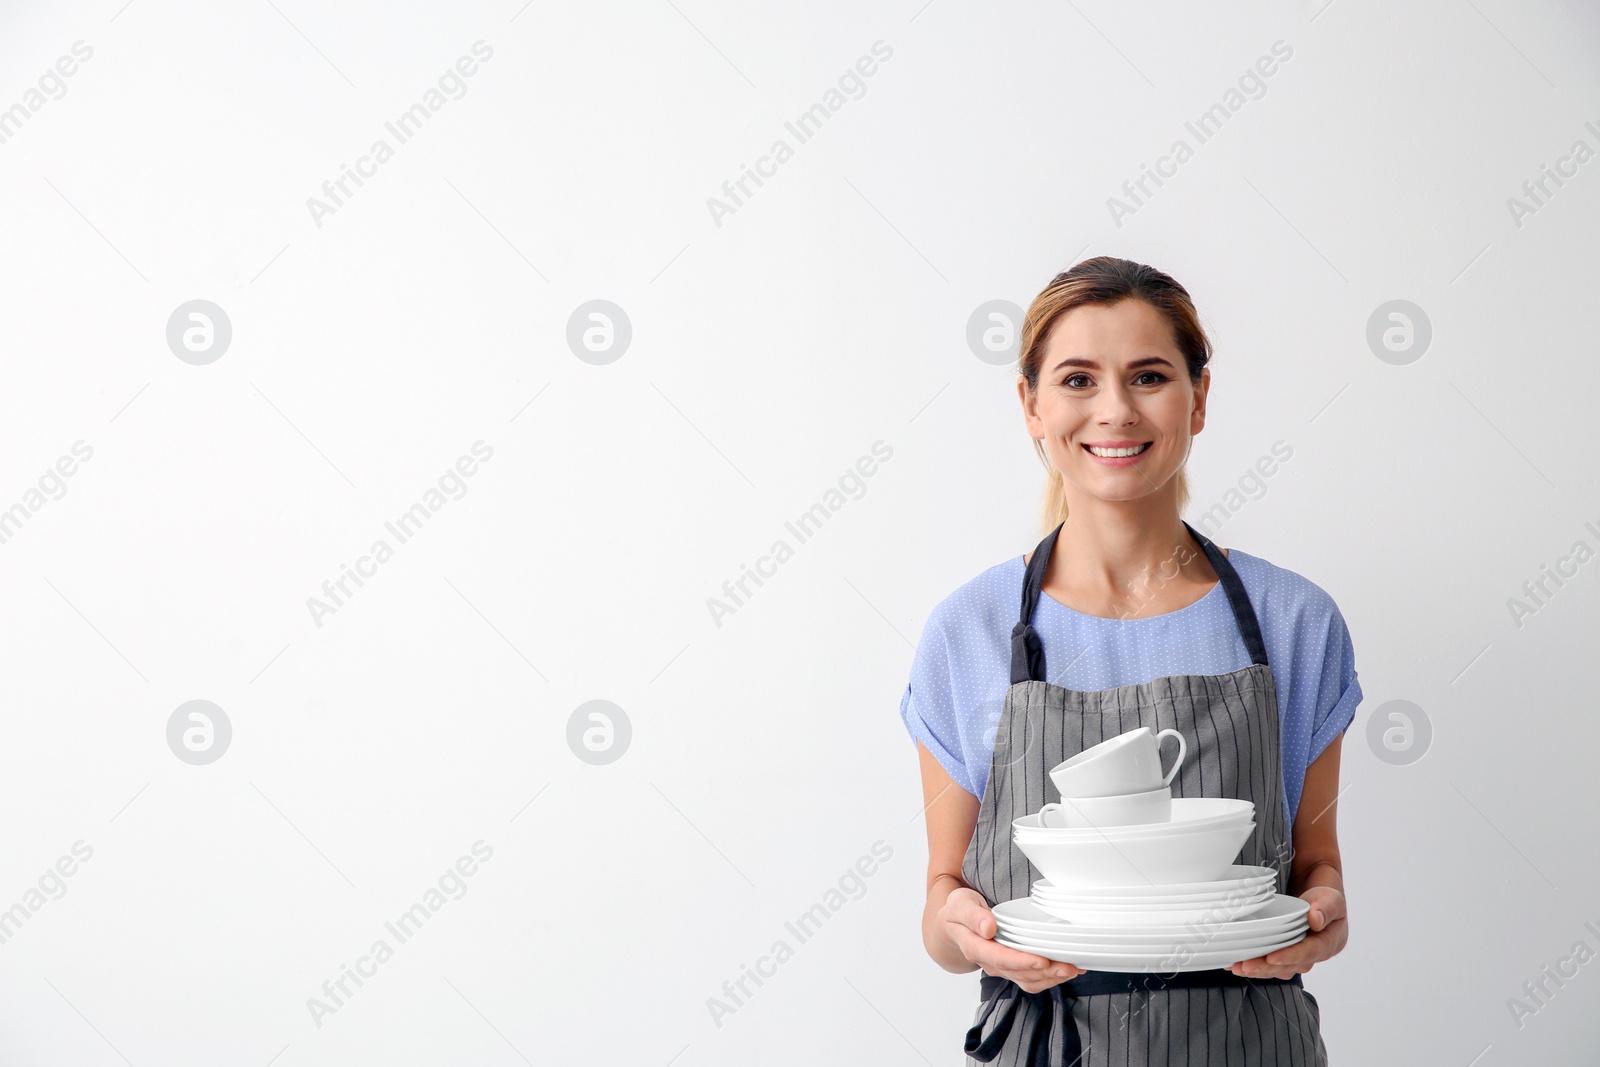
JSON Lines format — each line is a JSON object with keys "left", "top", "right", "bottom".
{"left": 1085, "top": 443, "right": 1151, "bottom": 458}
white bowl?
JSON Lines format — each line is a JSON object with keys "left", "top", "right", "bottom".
{"left": 1014, "top": 817, "right": 1255, "bottom": 888}
{"left": 1032, "top": 865, "right": 1276, "bottom": 900}
{"left": 1014, "top": 798, "right": 1254, "bottom": 841}
{"left": 1036, "top": 876, "right": 1273, "bottom": 902}
{"left": 1031, "top": 882, "right": 1274, "bottom": 907}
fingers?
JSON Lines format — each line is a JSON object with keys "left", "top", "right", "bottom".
{"left": 943, "top": 891, "right": 1086, "bottom": 990}
{"left": 1302, "top": 887, "right": 1347, "bottom": 931}
{"left": 960, "top": 929, "right": 1084, "bottom": 990}
{"left": 946, "top": 890, "right": 997, "bottom": 940}
{"left": 1229, "top": 930, "right": 1329, "bottom": 979}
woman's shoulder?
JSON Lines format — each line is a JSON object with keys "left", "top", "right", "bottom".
{"left": 1224, "top": 546, "right": 1350, "bottom": 629}
{"left": 921, "top": 554, "right": 1027, "bottom": 642}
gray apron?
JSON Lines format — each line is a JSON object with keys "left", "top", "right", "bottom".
{"left": 960, "top": 521, "right": 1326, "bottom": 1066}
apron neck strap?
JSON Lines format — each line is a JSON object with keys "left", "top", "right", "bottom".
{"left": 1010, "top": 523, "right": 1064, "bottom": 684}
{"left": 1182, "top": 520, "right": 1269, "bottom": 668}
{"left": 1010, "top": 520, "right": 1269, "bottom": 685}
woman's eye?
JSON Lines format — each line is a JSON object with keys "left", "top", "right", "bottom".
{"left": 1063, "top": 371, "right": 1167, "bottom": 388}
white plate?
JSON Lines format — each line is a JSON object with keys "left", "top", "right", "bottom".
{"left": 994, "top": 928, "right": 1308, "bottom": 972}
{"left": 1031, "top": 882, "right": 1274, "bottom": 907}
{"left": 993, "top": 894, "right": 1310, "bottom": 938}
{"left": 1028, "top": 891, "right": 1275, "bottom": 927}
{"left": 1033, "top": 865, "right": 1277, "bottom": 900}
{"left": 995, "top": 920, "right": 1308, "bottom": 955}
{"left": 997, "top": 921, "right": 1308, "bottom": 954}
{"left": 996, "top": 910, "right": 1305, "bottom": 945}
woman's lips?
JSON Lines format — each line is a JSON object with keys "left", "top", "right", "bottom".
{"left": 1081, "top": 441, "right": 1152, "bottom": 467}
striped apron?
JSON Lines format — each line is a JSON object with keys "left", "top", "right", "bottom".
{"left": 960, "top": 520, "right": 1327, "bottom": 1066}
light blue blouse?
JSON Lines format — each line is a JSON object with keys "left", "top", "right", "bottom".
{"left": 898, "top": 547, "right": 1362, "bottom": 830}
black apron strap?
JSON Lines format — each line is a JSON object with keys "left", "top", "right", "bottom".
{"left": 965, "top": 969, "right": 1303, "bottom": 1065}
{"left": 1181, "top": 520, "right": 1268, "bottom": 667}
{"left": 1010, "top": 520, "right": 1270, "bottom": 685}
{"left": 1010, "top": 523, "right": 1064, "bottom": 685}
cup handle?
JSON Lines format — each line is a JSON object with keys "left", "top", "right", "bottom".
{"left": 1038, "top": 802, "right": 1066, "bottom": 828}
{"left": 1156, "top": 729, "right": 1187, "bottom": 786}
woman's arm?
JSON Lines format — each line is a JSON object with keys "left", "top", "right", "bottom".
{"left": 916, "top": 740, "right": 981, "bottom": 973}
{"left": 1227, "top": 733, "right": 1349, "bottom": 979}
{"left": 915, "top": 741, "right": 1085, "bottom": 988}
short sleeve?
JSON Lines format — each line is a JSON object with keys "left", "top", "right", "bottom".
{"left": 1307, "top": 601, "right": 1362, "bottom": 764}
{"left": 898, "top": 615, "right": 973, "bottom": 796}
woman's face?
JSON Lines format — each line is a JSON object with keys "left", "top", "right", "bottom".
{"left": 1018, "top": 298, "right": 1209, "bottom": 506}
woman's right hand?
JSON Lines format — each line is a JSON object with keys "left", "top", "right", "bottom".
{"left": 939, "top": 886, "right": 1086, "bottom": 993}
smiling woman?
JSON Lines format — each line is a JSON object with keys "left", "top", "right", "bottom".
{"left": 901, "top": 256, "right": 1360, "bottom": 1067}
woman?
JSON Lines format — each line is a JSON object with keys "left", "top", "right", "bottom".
{"left": 900, "top": 257, "right": 1360, "bottom": 1065}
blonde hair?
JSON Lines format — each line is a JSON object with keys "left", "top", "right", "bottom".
{"left": 1017, "top": 256, "right": 1213, "bottom": 536}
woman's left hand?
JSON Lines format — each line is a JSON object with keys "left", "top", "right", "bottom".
{"left": 1226, "top": 886, "right": 1347, "bottom": 980}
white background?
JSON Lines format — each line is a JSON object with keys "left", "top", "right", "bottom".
{"left": 1, "top": 0, "right": 1598, "bottom": 1063}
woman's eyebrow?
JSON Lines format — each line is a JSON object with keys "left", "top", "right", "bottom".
{"left": 1049, "top": 355, "right": 1177, "bottom": 372}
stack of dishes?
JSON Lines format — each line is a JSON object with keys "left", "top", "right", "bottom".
{"left": 992, "top": 893, "right": 1311, "bottom": 972}
{"left": 992, "top": 728, "right": 1310, "bottom": 972}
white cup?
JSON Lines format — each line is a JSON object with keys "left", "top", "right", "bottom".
{"left": 1038, "top": 785, "right": 1172, "bottom": 829}
{"left": 1049, "top": 727, "right": 1187, "bottom": 799}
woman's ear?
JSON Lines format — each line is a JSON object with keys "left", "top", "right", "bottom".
{"left": 1189, "top": 367, "right": 1210, "bottom": 435}
{"left": 1017, "top": 375, "right": 1043, "bottom": 439}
